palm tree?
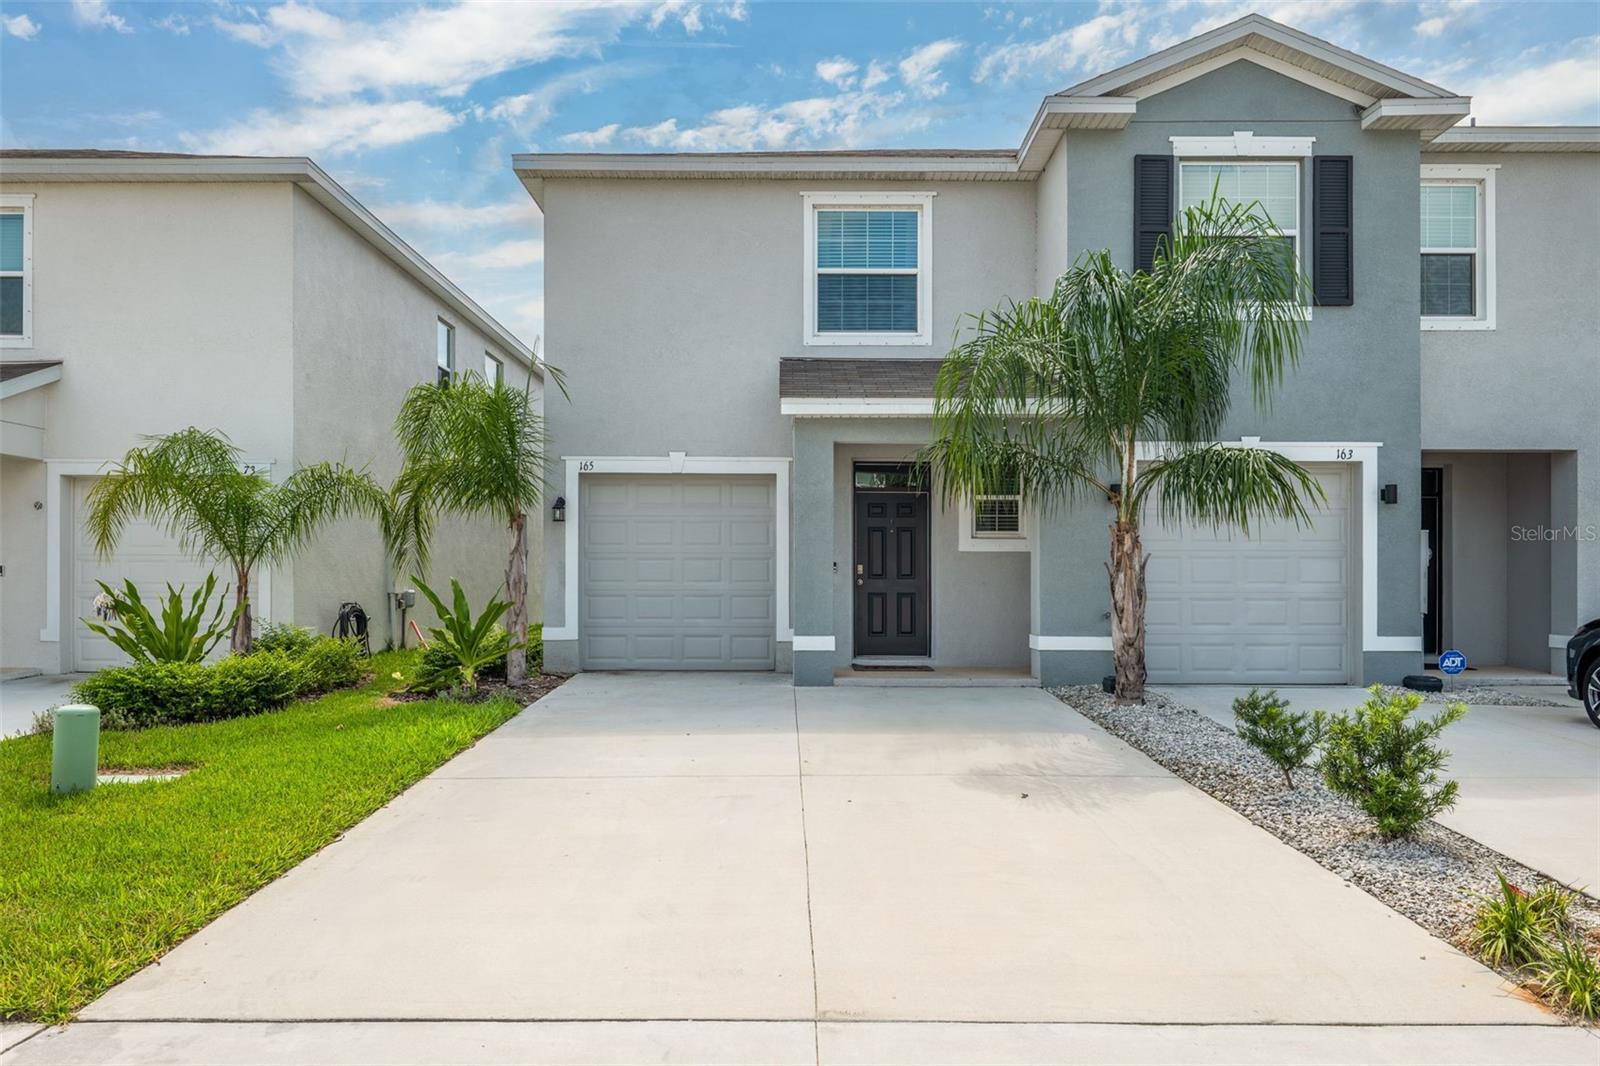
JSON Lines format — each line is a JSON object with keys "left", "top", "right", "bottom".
{"left": 388, "top": 370, "right": 556, "bottom": 685}
{"left": 921, "top": 199, "right": 1325, "bottom": 702}
{"left": 85, "top": 428, "right": 388, "bottom": 655}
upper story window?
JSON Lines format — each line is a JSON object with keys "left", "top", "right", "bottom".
{"left": 485, "top": 351, "right": 503, "bottom": 386}
{"left": 1, "top": 195, "right": 33, "bottom": 348}
{"left": 1178, "top": 160, "right": 1300, "bottom": 280}
{"left": 803, "top": 192, "right": 932, "bottom": 346}
{"left": 1421, "top": 164, "right": 1496, "bottom": 330}
{"left": 436, "top": 318, "right": 455, "bottom": 385}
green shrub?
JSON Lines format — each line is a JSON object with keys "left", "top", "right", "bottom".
{"left": 1320, "top": 685, "right": 1466, "bottom": 839}
{"left": 72, "top": 653, "right": 304, "bottom": 729}
{"left": 1471, "top": 872, "right": 1571, "bottom": 968}
{"left": 253, "top": 620, "right": 317, "bottom": 657}
{"left": 410, "top": 577, "right": 524, "bottom": 694}
{"left": 81, "top": 574, "right": 240, "bottom": 664}
{"left": 1233, "top": 688, "right": 1325, "bottom": 788}
{"left": 294, "top": 636, "right": 365, "bottom": 694}
{"left": 1534, "top": 933, "right": 1600, "bottom": 1021}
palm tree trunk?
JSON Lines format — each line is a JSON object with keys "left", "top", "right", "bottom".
{"left": 505, "top": 509, "right": 528, "bottom": 685}
{"left": 231, "top": 566, "right": 252, "bottom": 656}
{"left": 1107, "top": 520, "right": 1148, "bottom": 703}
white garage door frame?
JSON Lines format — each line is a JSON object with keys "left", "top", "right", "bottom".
{"left": 546, "top": 453, "right": 793, "bottom": 648}
{"left": 1028, "top": 439, "right": 1422, "bottom": 658}
{"left": 36, "top": 459, "right": 275, "bottom": 664}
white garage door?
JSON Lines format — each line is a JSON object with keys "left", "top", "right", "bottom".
{"left": 72, "top": 477, "right": 224, "bottom": 671}
{"left": 581, "top": 475, "right": 776, "bottom": 670}
{"left": 1143, "top": 464, "right": 1353, "bottom": 684}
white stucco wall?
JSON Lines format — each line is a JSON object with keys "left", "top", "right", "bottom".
{"left": 289, "top": 186, "right": 542, "bottom": 649}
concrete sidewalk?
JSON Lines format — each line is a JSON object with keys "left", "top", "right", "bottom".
{"left": 9, "top": 673, "right": 1591, "bottom": 1065}
{"left": 1162, "top": 684, "right": 1600, "bottom": 889}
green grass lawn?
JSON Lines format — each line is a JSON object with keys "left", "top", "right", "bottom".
{"left": 0, "top": 650, "right": 522, "bottom": 1023}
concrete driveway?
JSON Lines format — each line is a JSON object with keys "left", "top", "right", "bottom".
{"left": 1163, "top": 684, "right": 1600, "bottom": 890}
{"left": 0, "top": 674, "right": 83, "bottom": 739}
{"left": 9, "top": 674, "right": 1596, "bottom": 1065}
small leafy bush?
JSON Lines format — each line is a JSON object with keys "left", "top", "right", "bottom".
{"left": 81, "top": 574, "right": 241, "bottom": 664}
{"left": 72, "top": 653, "right": 304, "bottom": 729}
{"left": 1233, "top": 688, "right": 1325, "bottom": 788}
{"left": 253, "top": 620, "right": 317, "bottom": 657}
{"left": 1534, "top": 933, "right": 1600, "bottom": 1021}
{"left": 409, "top": 576, "right": 523, "bottom": 694}
{"left": 1471, "top": 872, "right": 1571, "bottom": 968}
{"left": 294, "top": 636, "right": 365, "bottom": 694}
{"left": 1321, "top": 686, "right": 1466, "bottom": 838}
{"left": 413, "top": 628, "right": 508, "bottom": 695}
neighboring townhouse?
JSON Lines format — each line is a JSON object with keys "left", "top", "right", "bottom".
{"left": 517, "top": 14, "right": 1598, "bottom": 687}
{"left": 0, "top": 151, "right": 543, "bottom": 675}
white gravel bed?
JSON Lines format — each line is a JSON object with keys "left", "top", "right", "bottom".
{"left": 1390, "top": 685, "right": 1573, "bottom": 709}
{"left": 1051, "top": 684, "right": 1600, "bottom": 965}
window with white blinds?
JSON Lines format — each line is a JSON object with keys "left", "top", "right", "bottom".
{"left": 1421, "top": 183, "right": 1479, "bottom": 318}
{"left": 1178, "top": 161, "right": 1299, "bottom": 278}
{"left": 0, "top": 198, "right": 31, "bottom": 346}
{"left": 803, "top": 193, "right": 932, "bottom": 345}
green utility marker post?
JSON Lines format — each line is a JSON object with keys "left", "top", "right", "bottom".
{"left": 51, "top": 704, "right": 101, "bottom": 794}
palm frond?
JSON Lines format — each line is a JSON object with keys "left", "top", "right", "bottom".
{"left": 250, "top": 462, "right": 389, "bottom": 568}
{"left": 1130, "top": 443, "right": 1326, "bottom": 535}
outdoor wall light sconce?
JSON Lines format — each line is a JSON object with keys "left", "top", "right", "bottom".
{"left": 1381, "top": 483, "right": 1400, "bottom": 505}
{"left": 552, "top": 496, "right": 566, "bottom": 522}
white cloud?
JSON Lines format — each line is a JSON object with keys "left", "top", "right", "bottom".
{"left": 182, "top": 99, "right": 461, "bottom": 156}
{"left": 483, "top": 64, "right": 638, "bottom": 136}
{"left": 2, "top": 13, "right": 40, "bottom": 39}
{"left": 372, "top": 197, "right": 541, "bottom": 231}
{"left": 433, "top": 238, "right": 543, "bottom": 271}
{"left": 622, "top": 87, "right": 916, "bottom": 151}
{"left": 649, "top": 1, "right": 703, "bottom": 34}
{"left": 215, "top": 2, "right": 639, "bottom": 100}
{"left": 1451, "top": 38, "right": 1600, "bottom": 123}
{"left": 71, "top": 0, "right": 131, "bottom": 34}
{"left": 974, "top": 11, "right": 1141, "bottom": 84}
{"left": 559, "top": 123, "right": 622, "bottom": 149}
{"left": 898, "top": 38, "right": 963, "bottom": 99}
{"left": 816, "top": 56, "right": 859, "bottom": 89}
{"left": 861, "top": 60, "right": 891, "bottom": 90}
{"left": 153, "top": 13, "right": 189, "bottom": 36}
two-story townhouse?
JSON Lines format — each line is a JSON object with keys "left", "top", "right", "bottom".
{"left": 0, "top": 151, "right": 544, "bottom": 676}
{"left": 517, "top": 14, "right": 1597, "bottom": 688}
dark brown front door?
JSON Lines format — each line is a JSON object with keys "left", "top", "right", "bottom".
{"left": 854, "top": 489, "right": 930, "bottom": 657}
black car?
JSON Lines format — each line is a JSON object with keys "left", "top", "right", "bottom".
{"left": 1569, "top": 620, "right": 1600, "bottom": 728}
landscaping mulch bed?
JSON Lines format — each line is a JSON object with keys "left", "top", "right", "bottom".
{"left": 1051, "top": 684, "right": 1600, "bottom": 989}
{"left": 1395, "top": 685, "right": 1571, "bottom": 709}
{"left": 390, "top": 672, "right": 568, "bottom": 705}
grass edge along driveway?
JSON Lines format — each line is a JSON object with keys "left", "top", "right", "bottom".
{"left": 0, "top": 650, "right": 523, "bottom": 1024}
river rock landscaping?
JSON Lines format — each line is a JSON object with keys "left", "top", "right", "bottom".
{"left": 1052, "top": 683, "right": 1600, "bottom": 1016}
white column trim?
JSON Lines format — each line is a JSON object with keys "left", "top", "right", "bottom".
{"left": 547, "top": 455, "right": 794, "bottom": 645}
{"left": 792, "top": 635, "right": 835, "bottom": 652}
{"left": 1550, "top": 634, "right": 1571, "bottom": 650}
{"left": 1029, "top": 635, "right": 1113, "bottom": 651}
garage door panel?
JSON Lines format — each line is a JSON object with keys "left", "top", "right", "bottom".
{"left": 1145, "top": 465, "right": 1352, "bottom": 685}
{"left": 581, "top": 475, "right": 776, "bottom": 671}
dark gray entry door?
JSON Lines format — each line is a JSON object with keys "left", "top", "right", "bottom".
{"left": 854, "top": 491, "right": 930, "bottom": 657}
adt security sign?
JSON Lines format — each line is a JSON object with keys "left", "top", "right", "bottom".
{"left": 1439, "top": 649, "right": 1467, "bottom": 675}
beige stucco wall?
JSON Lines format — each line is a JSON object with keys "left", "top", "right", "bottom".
{"left": 0, "top": 180, "right": 297, "bottom": 671}
{"left": 289, "top": 186, "right": 542, "bottom": 650}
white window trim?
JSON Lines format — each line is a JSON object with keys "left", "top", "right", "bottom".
{"left": 436, "top": 317, "right": 456, "bottom": 382}
{"left": 802, "top": 191, "right": 933, "bottom": 347}
{"left": 485, "top": 350, "right": 503, "bottom": 385}
{"left": 546, "top": 454, "right": 792, "bottom": 646}
{"left": 1420, "top": 163, "right": 1497, "bottom": 332}
{"left": 1171, "top": 141, "right": 1312, "bottom": 321}
{"left": 1, "top": 193, "right": 35, "bottom": 349}
{"left": 958, "top": 495, "right": 1030, "bottom": 552}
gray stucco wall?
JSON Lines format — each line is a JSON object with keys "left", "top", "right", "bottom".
{"left": 540, "top": 177, "right": 1038, "bottom": 665}
{"left": 1419, "top": 151, "right": 1600, "bottom": 655}
{"left": 290, "top": 187, "right": 541, "bottom": 650}
{"left": 1053, "top": 59, "right": 1426, "bottom": 683}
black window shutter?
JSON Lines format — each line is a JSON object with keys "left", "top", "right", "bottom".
{"left": 1132, "top": 154, "right": 1173, "bottom": 273}
{"left": 1313, "top": 156, "right": 1354, "bottom": 306}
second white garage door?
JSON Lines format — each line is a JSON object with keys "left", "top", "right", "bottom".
{"left": 1143, "top": 464, "right": 1354, "bottom": 684}
{"left": 581, "top": 475, "right": 776, "bottom": 670}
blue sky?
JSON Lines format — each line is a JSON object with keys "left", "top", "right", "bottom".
{"left": 3, "top": 1, "right": 1597, "bottom": 347}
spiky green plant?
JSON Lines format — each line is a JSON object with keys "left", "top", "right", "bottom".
{"left": 412, "top": 576, "right": 524, "bottom": 694}
{"left": 388, "top": 368, "right": 561, "bottom": 685}
{"left": 1321, "top": 686, "right": 1467, "bottom": 839}
{"left": 84, "top": 428, "right": 387, "bottom": 654}
{"left": 1233, "top": 688, "right": 1326, "bottom": 788}
{"left": 1471, "top": 872, "right": 1572, "bottom": 968}
{"left": 80, "top": 573, "right": 241, "bottom": 664}
{"left": 1533, "top": 933, "right": 1600, "bottom": 1021}
{"left": 919, "top": 197, "right": 1324, "bottom": 702}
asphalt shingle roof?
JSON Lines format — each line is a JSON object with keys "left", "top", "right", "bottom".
{"left": 778, "top": 358, "right": 943, "bottom": 400}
